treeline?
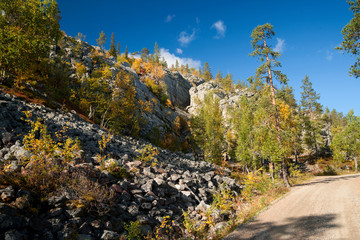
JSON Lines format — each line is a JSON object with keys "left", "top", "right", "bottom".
{"left": 190, "top": 24, "right": 360, "bottom": 185}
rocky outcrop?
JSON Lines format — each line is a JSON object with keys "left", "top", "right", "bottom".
{"left": 187, "top": 81, "right": 253, "bottom": 120}
{"left": 0, "top": 91, "right": 241, "bottom": 239}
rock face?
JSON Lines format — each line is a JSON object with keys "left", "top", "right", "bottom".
{"left": 163, "top": 71, "right": 192, "bottom": 108}
{"left": 0, "top": 91, "right": 242, "bottom": 239}
{"left": 57, "top": 36, "right": 192, "bottom": 138}
{"left": 187, "top": 81, "right": 253, "bottom": 120}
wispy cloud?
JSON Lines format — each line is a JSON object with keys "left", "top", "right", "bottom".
{"left": 165, "top": 14, "right": 175, "bottom": 23}
{"left": 326, "top": 50, "right": 334, "bottom": 61}
{"left": 176, "top": 48, "right": 183, "bottom": 54}
{"left": 160, "top": 48, "right": 201, "bottom": 69}
{"left": 211, "top": 20, "right": 226, "bottom": 39}
{"left": 274, "top": 38, "right": 285, "bottom": 53}
{"left": 178, "top": 29, "right": 197, "bottom": 46}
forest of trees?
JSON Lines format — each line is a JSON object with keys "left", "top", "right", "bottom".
{"left": 1, "top": 0, "right": 360, "bottom": 187}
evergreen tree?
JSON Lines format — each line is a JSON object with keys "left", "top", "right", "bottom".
{"left": 202, "top": 62, "right": 212, "bottom": 81}
{"left": 175, "top": 60, "right": 179, "bottom": 70}
{"left": 250, "top": 23, "right": 290, "bottom": 187}
{"left": 153, "top": 42, "right": 160, "bottom": 63}
{"left": 96, "top": 30, "right": 106, "bottom": 49}
{"left": 300, "top": 75, "right": 321, "bottom": 120}
{"left": 300, "top": 75, "right": 324, "bottom": 155}
{"left": 223, "top": 73, "right": 234, "bottom": 93}
{"left": 215, "top": 70, "right": 223, "bottom": 83}
{"left": 337, "top": 0, "right": 360, "bottom": 77}
{"left": 116, "top": 42, "right": 121, "bottom": 55}
{"left": 141, "top": 48, "right": 150, "bottom": 61}
{"left": 124, "top": 46, "right": 129, "bottom": 59}
{"left": 109, "top": 33, "right": 116, "bottom": 57}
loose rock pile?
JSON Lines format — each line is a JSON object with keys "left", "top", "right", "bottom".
{"left": 0, "top": 91, "right": 241, "bottom": 239}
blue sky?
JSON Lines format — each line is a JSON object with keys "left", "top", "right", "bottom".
{"left": 58, "top": 0, "right": 359, "bottom": 115}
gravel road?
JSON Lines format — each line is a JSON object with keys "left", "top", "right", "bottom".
{"left": 224, "top": 174, "right": 360, "bottom": 240}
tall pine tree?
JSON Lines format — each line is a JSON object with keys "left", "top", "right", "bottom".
{"left": 109, "top": 33, "right": 116, "bottom": 57}
{"left": 250, "top": 23, "right": 290, "bottom": 187}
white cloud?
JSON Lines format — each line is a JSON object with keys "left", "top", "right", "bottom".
{"left": 326, "top": 50, "right": 333, "bottom": 61}
{"left": 274, "top": 38, "right": 285, "bottom": 53}
{"left": 211, "top": 20, "right": 226, "bottom": 39}
{"left": 178, "top": 29, "right": 196, "bottom": 46}
{"left": 160, "top": 48, "right": 201, "bottom": 69}
{"left": 165, "top": 14, "right": 175, "bottom": 23}
{"left": 176, "top": 48, "right": 183, "bottom": 54}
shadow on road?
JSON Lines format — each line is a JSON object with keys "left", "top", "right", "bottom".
{"left": 226, "top": 214, "right": 339, "bottom": 240}
{"left": 293, "top": 174, "right": 360, "bottom": 187}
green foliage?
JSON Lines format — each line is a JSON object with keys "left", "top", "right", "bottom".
{"left": 190, "top": 93, "right": 225, "bottom": 164}
{"left": 337, "top": 0, "right": 360, "bottom": 77}
{"left": 109, "top": 32, "right": 117, "bottom": 57}
{"left": 124, "top": 220, "right": 142, "bottom": 240}
{"left": 96, "top": 30, "right": 106, "bottom": 49}
{"left": 0, "top": 114, "right": 81, "bottom": 196}
{"left": 202, "top": 62, "right": 212, "bottom": 81}
{"left": 136, "top": 144, "right": 159, "bottom": 166}
{"left": 331, "top": 110, "right": 360, "bottom": 171}
{"left": 0, "top": 0, "right": 61, "bottom": 86}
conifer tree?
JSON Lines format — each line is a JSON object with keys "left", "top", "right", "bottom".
{"left": 175, "top": 60, "right": 179, "bottom": 70}
{"left": 124, "top": 46, "right": 129, "bottom": 59}
{"left": 116, "top": 42, "right": 121, "bottom": 55}
{"left": 202, "top": 62, "right": 212, "bottom": 81}
{"left": 141, "top": 48, "right": 150, "bottom": 61}
{"left": 96, "top": 30, "right": 106, "bottom": 50}
{"left": 337, "top": 0, "right": 360, "bottom": 77}
{"left": 300, "top": 75, "right": 324, "bottom": 155}
{"left": 153, "top": 42, "right": 160, "bottom": 63}
{"left": 300, "top": 75, "right": 321, "bottom": 120}
{"left": 109, "top": 33, "right": 117, "bottom": 57}
{"left": 223, "top": 73, "right": 234, "bottom": 93}
{"left": 250, "top": 23, "right": 290, "bottom": 187}
{"left": 215, "top": 70, "right": 223, "bottom": 83}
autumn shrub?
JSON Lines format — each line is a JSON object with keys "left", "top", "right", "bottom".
{"left": 136, "top": 144, "right": 159, "bottom": 167}
{"left": 65, "top": 173, "right": 116, "bottom": 216}
{"left": 124, "top": 220, "right": 142, "bottom": 240}
{"left": 149, "top": 215, "right": 181, "bottom": 240}
{"left": 0, "top": 114, "right": 81, "bottom": 197}
{"left": 241, "top": 169, "right": 274, "bottom": 202}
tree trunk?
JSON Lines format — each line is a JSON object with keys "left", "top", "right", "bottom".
{"left": 355, "top": 156, "right": 358, "bottom": 172}
{"left": 264, "top": 38, "right": 291, "bottom": 188}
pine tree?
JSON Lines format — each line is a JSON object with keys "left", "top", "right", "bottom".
{"left": 109, "top": 33, "right": 116, "bottom": 57}
{"left": 337, "top": 0, "right": 360, "bottom": 77}
{"left": 300, "top": 75, "right": 324, "bottom": 155}
{"left": 215, "top": 70, "right": 223, "bottom": 83}
{"left": 116, "top": 42, "right": 121, "bottom": 55}
{"left": 96, "top": 30, "right": 106, "bottom": 50}
{"left": 141, "top": 48, "right": 150, "bottom": 61}
{"left": 202, "top": 62, "right": 212, "bottom": 81}
{"left": 250, "top": 23, "right": 290, "bottom": 187}
{"left": 300, "top": 75, "right": 321, "bottom": 120}
{"left": 153, "top": 42, "right": 160, "bottom": 63}
{"left": 175, "top": 60, "right": 179, "bottom": 70}
{"left": 223, "top": 73, "right": 234, "bottom": 93}
{"left": 124, "top": 46, "right": 129, "bottom": 59}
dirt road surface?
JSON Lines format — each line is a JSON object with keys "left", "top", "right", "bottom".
{"left": 224, "top": 174, "right": 360, "bottom": 240}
